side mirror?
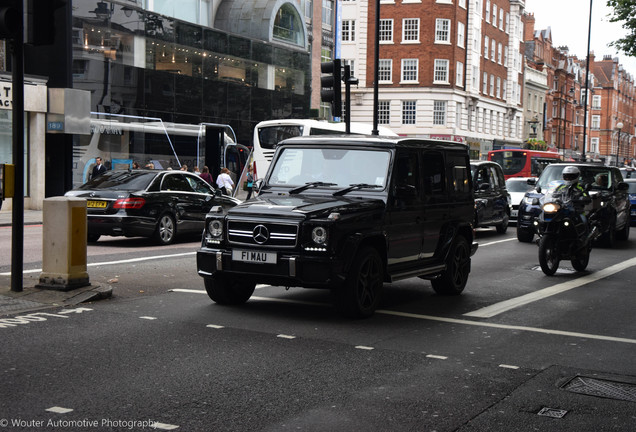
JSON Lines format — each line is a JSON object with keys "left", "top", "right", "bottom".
{"left": 254, "top": 179, "right": 263, "bottom": 193}
{"left": 527, "top": 178, "right": 537, "bottom": 186}
{"left": 215, "top": 189, "right": 222, "bottom": 197}
{"left": 617, "top": 182, "right": 629, "bottom": 191}
{"left": 396, "top": 184, "right": 417, "bottom": 199}
{"left": 536, "top": 186, "right": 542, "bottom": 194}
{"left": 479, "top": 183, "right": 491, "bottom": 191}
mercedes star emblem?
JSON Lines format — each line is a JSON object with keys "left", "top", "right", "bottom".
{"left": 252, "top": 225, "right": 270, "bottom": 244}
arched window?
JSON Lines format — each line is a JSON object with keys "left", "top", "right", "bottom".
{"left": 273, "top": 3, "right": 304, "bottom": 46}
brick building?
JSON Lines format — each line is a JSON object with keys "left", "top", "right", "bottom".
{"left": 343, "top": 0, "right": 526, "bottom": 159}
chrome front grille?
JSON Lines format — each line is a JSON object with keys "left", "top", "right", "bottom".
{"left": 228, "top": 219, "right": 299, "bottom": 248}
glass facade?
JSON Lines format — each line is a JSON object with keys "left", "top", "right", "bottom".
{"left": 72, "top": 0, "right": 311, "bottom": 144}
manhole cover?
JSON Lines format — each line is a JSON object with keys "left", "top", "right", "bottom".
{"left": 538, "top": 407, "right": 568, "bottom": 418}
{"left": 531, "top": 266, "right": 576, "bottom": 274}
{"left": 562, "top": 376, "right": 636, "bottom": 402}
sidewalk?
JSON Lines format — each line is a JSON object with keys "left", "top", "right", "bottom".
{"left": 0, "top": 209, "right": 43, "bottom": 227}
{"left": 0, "top": 209, "right": 112, "bottom": 316}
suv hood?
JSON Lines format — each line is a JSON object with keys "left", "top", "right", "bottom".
{"left": 227, "top": 194, "right": 386, "bottom": 219}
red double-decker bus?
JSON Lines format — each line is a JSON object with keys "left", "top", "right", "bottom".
{"left": 487, "top": 149, "right": 561, "bottom": 179}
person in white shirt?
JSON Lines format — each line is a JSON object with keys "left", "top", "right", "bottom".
{"left": 216, "top": 167, "right": 235, "bottom": 195}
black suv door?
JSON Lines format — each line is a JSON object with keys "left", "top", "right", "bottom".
{"left": 387, "top": 148, "right": 425, "bottom": 273}
{"left": 420, "top": 150, "right": 450, "bottom": 261}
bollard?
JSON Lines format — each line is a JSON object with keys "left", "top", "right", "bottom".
{"left": 37, "top": 197, "right": 90, "bottom": 291}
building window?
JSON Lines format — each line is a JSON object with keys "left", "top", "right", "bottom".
{"left": 343, "top": 59, "right": 355, "bottom": 78}
{"left": 379, "top": 19, "right": 393, "bottom": 42}
{"left": 483, "top": 72, "right": 488, "bottom": 94}
{"left": 591, "top": 137, "right": 599, "bottom": 153}
{"left": 505, "top": 12, "right": 510, "bottom": 33}
{"left": 401, "top": 59, "right": 419, "bottom": 82}
{"left": 496, "top": 77, "right": 501, "bottom": 98}
{"left": 273, "top": 4, "right": 305, "bottom": 46}
{"left": 484, "top": 36, "right": 489, "bottom": 58}
{"left": 403, "top": 18, "right": 420, "bottom": 42}
{"left": 434, "top": 59, "right": 449, "bottom": 83}
{"left": 433, "top": 101, "right": 446, "bottom": 125}
{"left": 504, "top": 46, "right": 509, "bottom": 65}
{"left": 456, "top": 102, "right": 463, "bottom": 128}
{"left": 402, "top": 101, "right": 417, "bottom": 125}
{"left": 485, "top": 0, "right": 491, "bottom": 22}
{"left": 342, "top": 20, "right": 356, "bottom": 42}
{"left": 491, "top": 39, "right": 496, "bottom": 61}
{"left": 592, "top": 95, "right": 601, "bottom": 109}
{"left": 321, "top": 47, "right": 332, "bottom": 63}
{"left": 457, "top": 22, "right": 465, "bottom": 48}
{"left": 592, "top": 115, "right": 600, "bottom": 129}
{"left": 456, "top": 61, "right": 464, "bottom": 86}
{"left": 498, "top": 43, "right": 502, "bottom": 64}
{"left": 322, "top": 0, "right": 333, "bottom": 26}
{"left": 472, "top": 65, "right": 479, "bottom": 90}
{"left": 378, "top": 100, "right": 390, "bottom": 124}
{"left": 499, "top": 8, "right": 504, "bottom": 29}
{"left": 379, "top": 59, "right": 392, "bottom": 82}
{"left": 459, "top": 0, "right": 466, "bottom": 8}
{"left": 492, "top": 4, "right": 497, "bottom": 25}
{"left": 489, "top": 74, "right": 494, "bottom": 96}
{"left": 435, "top": 19, "right": 451, "bottom": 43}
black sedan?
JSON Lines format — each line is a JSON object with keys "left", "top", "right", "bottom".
{"left": 65, "top": 170, "right": 241, "bottom": 245}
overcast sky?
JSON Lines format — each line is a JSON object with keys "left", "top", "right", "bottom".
{"left": 525, "top": 0, "right": 636, "bottom": 76}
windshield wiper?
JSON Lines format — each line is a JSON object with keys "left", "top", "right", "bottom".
{"left": 289, "top": 181, "right": 337, "bottom": 194}
{"left": 332, "top": 183, "right": 382, "bottom": 196}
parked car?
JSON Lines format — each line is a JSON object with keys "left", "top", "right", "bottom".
{"left": 517, "top": 163, "right": 630, "bottom": 246}
{"left": 197, "top": 136, "right": 478, "bottom": 318}
{"left": 505, "top": 177, "right": 535, "bottom": 224}
{"left": 65, "top": 170, "right": 241, "bottom": 244}
{"left": 626, "top": 179, "right": 636, "bottom": 225}
{"left": 470, "top": 160, "right": 510, "bottom": 233}
{"left": 619, "top": 167, "right": 635, "bottom": 179}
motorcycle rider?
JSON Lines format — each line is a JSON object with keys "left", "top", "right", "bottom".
{"left": 556, "top": 165, "right": 597, "bottom": 237}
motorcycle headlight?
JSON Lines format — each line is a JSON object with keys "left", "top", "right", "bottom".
{"left": 208, "top": 219, "right": 223, "bottom": 238}
{"left": 542, "top": 203, "right": 560, "bottom": 213}
{"left": 311, "top": 226, "right": 328, "bottom": 245}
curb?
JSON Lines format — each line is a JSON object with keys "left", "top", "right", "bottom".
{"left": 0, "top": 284, "right": 113, "bottom": 316}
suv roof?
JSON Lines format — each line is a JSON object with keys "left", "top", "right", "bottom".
{"left": 280, "top": 135, "right": 470, "bottom": 151}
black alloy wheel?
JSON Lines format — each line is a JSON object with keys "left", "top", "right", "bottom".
{"left": 431, "top": 235, "right": 470, "bottom": 295}
{"left": 204, "top": 274, "right": 256, "bottom": 305}
{"left": 333, "top": 247, "right": 383, "bottom": 318}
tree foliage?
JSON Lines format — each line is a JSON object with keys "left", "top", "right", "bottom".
{"left": 607, "top": 0, "right": 636, "bottom": 58}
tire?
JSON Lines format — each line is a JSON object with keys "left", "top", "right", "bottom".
{"left": 87, "top": 233, "right": 101, "bottom": 243}
{"left": 333, "top": 247, "right": 383, "bottom": 318}
{"left": 431, "top": 236, "right": 471, "bottom": 295}
{"left": 154, "top": 213, "right": 176, "bottom": 245}
{"left": 204, "top": 274, "right": 255, "bottom": 305}
{"left": 600, "top": 221, "right": 616, "bottom": 248}
{"left": 616, "top": 218, "right": 630, "bottom": 241}
{"left": 571, "top": 245, "right": 590, "bottom": 272}
{"left": 496, "top": 212, "right": 509, "bottom": 234}
{"left": 517, "top": 226, "right": 534, "bottom": 243}
{"left": 538, "top": 235, "right": 559, "bottom": 276}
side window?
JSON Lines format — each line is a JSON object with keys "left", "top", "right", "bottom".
{"left": 447, "top": 152, "right": 471, "bottom": 199}
{"left": 421, "top": 151, "right": 446, "bottom": 202}
{"left": 489, "top": 166, "right": 501, "bottom": 189}
{"left": 162, "top": 174, "right": 194, "bottom": 192}
{"left": 475, "top": 167, "right": 490, "bottom": 190}
{"left": 393, "top": 149, "right": 421, "bottom": 204}
{"left": 187, "top": 175, "right": 214, "bottom": 194}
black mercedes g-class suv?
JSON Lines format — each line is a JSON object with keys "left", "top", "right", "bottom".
{"left": 197, "top": 136, "right": 478, "bottom": 317}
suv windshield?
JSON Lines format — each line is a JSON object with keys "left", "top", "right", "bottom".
{"left": 77, "top": 171, "right": 157, "bottom": 191}
{"left": 537, "top": 165, "right": 614, "bottom": 190}
{"left": 268, "top": 147, "right": 391, "bottom": 188}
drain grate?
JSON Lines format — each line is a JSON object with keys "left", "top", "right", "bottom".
{"left": 537, "top": 407, "right": 568, "bottom": 418}
{"left": 561, "top": 376, "right": 636, "bottom": 402}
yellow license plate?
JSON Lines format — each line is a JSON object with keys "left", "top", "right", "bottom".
{"left": 87, "top": 200, "right": 107, "bottom": 208}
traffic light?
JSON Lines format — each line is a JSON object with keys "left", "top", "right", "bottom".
{"left": 26, "top": 0, "right": 66, "bottom": 46}
{"left": 0, "top": 1, "right": 20, "bottom": 40}
{"left": 320, "top": 59, "right": 342, "bottom": 118}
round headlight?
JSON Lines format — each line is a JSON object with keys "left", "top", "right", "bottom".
{"left": 208, "top": 220, "right": 223, "bottom": 237}
{"left": 311, "top": 226, "right": 327, "bottom": 245}
{"left": 542, "top": 203, "right": 560, "bottom": 213}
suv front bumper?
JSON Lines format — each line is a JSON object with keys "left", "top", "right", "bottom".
{"left": 196, "top": 247, "right": 348, "bottom": 289}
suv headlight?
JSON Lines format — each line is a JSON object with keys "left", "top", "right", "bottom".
{"left": 208, "top": 219, "right": 223, "bottom": 238}
{"left": 311, "top": 226, "right": 328, "bottom": 245}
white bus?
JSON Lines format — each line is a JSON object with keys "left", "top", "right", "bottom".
{"left": 251, "top": 119, "right": 397, "bottom": 179}
{"left": 75, "top": 113, "right": 249, "bottom": 189}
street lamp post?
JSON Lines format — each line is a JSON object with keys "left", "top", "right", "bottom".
{"left": 616, "top": 122, "right": 623, "bottom": 166}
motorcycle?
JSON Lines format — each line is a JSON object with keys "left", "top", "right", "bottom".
{"left": 532, "top": 181, "right": 600, "bottom": 276}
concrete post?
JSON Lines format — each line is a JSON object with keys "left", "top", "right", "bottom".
{"left": 37, "top": 197, "right": 90, "bottom": 291}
